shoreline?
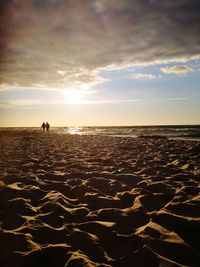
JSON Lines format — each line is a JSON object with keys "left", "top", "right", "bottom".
{"left": 0, "top": 129, "right": 200, "bottom": 142}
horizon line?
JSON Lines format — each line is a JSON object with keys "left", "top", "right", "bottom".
{"left": 0, "top": 123, "right": 200, "bottom": 128}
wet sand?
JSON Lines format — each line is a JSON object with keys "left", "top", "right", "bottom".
{"left": 0, "top": 132, "right": 200, "bottom": 267}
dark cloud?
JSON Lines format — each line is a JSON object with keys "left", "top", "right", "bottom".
{"left": 0, "top": 0, "right": 200, "bottom": 88}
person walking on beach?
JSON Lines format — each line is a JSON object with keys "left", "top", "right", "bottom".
{"left": 46, "top": 122, "right": 50, "bottom": 132}
{"left": 41, "top": 122, "right": 46, "bottom": 132}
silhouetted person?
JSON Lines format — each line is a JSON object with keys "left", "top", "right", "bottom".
{"left": 41, "top": 122, "right": 45, "bottom": 132}
{"left": 46, "top": 122, "right": 50, "bottom": 132}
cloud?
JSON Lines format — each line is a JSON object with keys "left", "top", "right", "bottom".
{"left": 161, "top": 65, "right": 192, "bottom": 74}
{"left": 66, "top": 72, "right": 109, "bottom": 88}
{"left": 168, "top": 97, "right": 189, "bottom": 101}
{"left": 131, "top": 73, "right": 156, "bottom": 79}
{"left": 80, "top": 98, "right": 142, "bottom": 105}
{"left": 0, "top": 0, "right": 200, "bottom": 88}
{"left": 0, "top": 97, "right": 142, "bottom": 107}
{"left": 0, "top": 98, "right": 72, "bottom": 108}
{"left": 1, "top": 99, "right": 52, "bottom": 107}
{"left": 57, "top": 70, "right": 66, "bottom": 76}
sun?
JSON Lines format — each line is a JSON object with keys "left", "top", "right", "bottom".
{"left": 63, "top": 88, "right": 84, "bottom": 104}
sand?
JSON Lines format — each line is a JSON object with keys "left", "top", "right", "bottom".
{"left": 0, "top": 132, "right": 200, "bottom": 267}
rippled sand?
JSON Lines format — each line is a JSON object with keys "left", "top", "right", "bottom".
{"left": 0, "top": 132, "right": 200, "bottom": 267}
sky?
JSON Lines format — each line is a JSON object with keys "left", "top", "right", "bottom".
{"left": 0, "top": 0, "right": 200, "bottom": 127}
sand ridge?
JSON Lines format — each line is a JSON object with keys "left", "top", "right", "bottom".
{"left": 0, "top": 133, "right": 200, "bottom": 266}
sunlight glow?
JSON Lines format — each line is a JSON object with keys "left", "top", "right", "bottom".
{"left": 63, "top": 88, "right": 85, "bottom": 104}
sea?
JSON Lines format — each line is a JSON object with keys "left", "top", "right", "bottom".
{"left": 1, "top": 125, "right": 200, "bottom": 141}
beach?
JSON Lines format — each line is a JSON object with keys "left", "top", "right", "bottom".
{"left": 0, "top": 132, "right": 200, "bottom": 267}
